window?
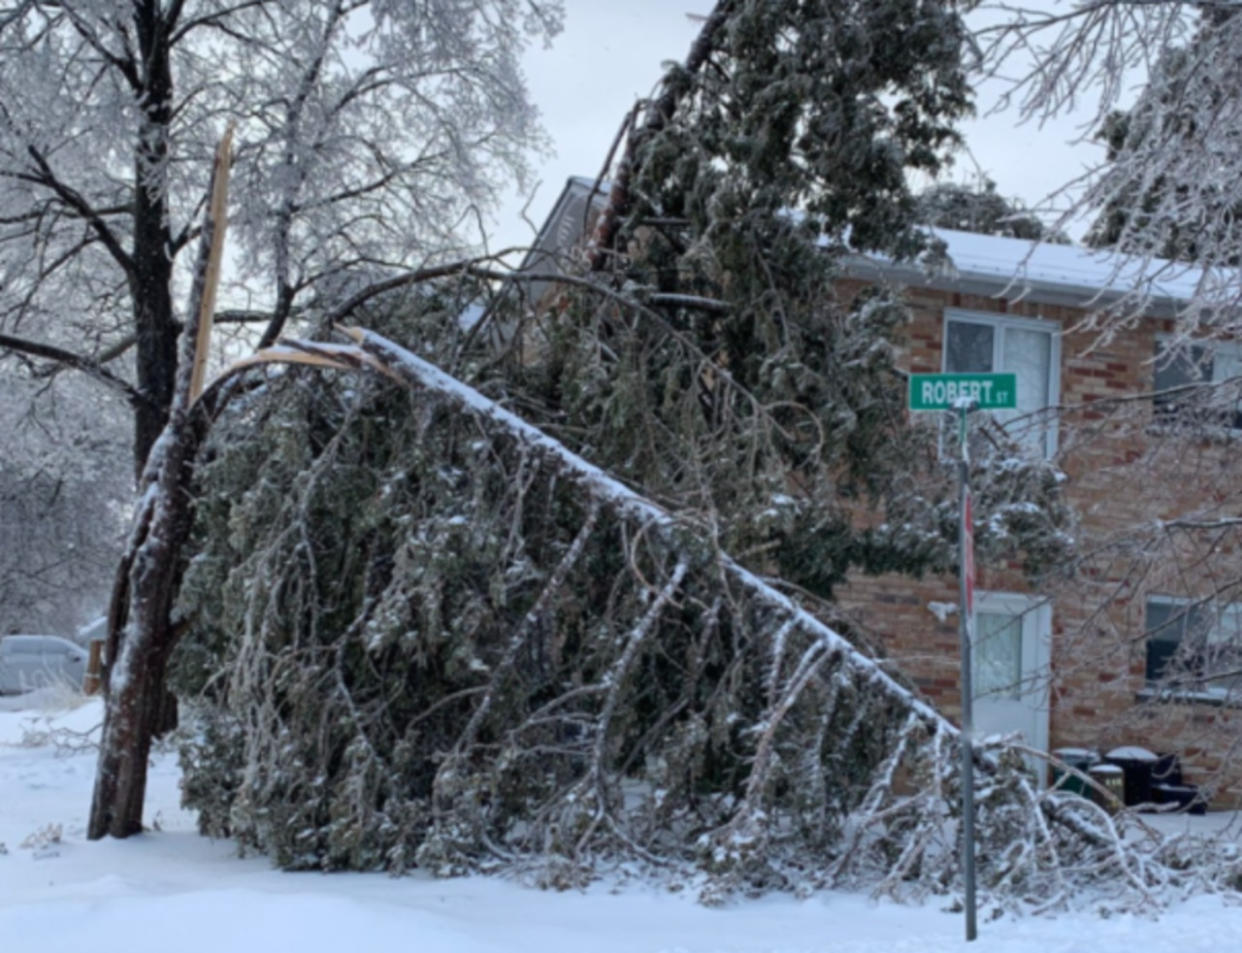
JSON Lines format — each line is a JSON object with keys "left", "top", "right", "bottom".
{"left": 974, "top": 610, "right": 1023, "bottom": 700}
{"left": 1153, "top": 339, "right": 1242, "bottom": 429}
{"left": 970, "top": 592, "right": 1052, "bottom": 779}
{"left": 943, "top": 311, "right": 1060, "bottom": 457}
{"left": 1145, "top": 596, "right": 1242, "bottom": 701}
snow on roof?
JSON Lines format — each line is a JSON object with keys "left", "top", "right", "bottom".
{"left": 882, "top": 227, "right": 1209, "bottom": 311}
{"left": 552, "top": 176, "right": 1217, "bottom": 313}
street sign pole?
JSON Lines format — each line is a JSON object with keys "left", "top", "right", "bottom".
{"left": 908, "top": 373, "right": 1004, "bottom": 944}
{"left": 957, "top": 403, "right": 977, "bottom": 943}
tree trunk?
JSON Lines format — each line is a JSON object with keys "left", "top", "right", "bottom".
{"left": 129, "top": 0, "right": 177, "bottom": 479}
{"left": 90, "top": 4, "right": 181, "bottom": 837}
{"left": 588, "top": 0, "right": 734, "bottom": 270}
{"left": 89, "top": 117, "right": 232, "bottom": 840}
{"left": 131, "top": 255, "right": 177, "bottom": 480}
{"left": 88, "top": 422, "right": 196, "bottom": 838}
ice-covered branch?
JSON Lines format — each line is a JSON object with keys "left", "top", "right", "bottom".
{"left": 0, "top": 331, "right": 152, "bottom": 410}
{"left": 19, "top": 146, "right": 135, "bottom": 277}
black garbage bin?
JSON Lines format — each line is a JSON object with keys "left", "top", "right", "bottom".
{"left": 1088, "top": 763, "right": 1125, "bottom": 812}
{"left": 1152, "top": 782, "right": 1207, "bottom": 814}
{"left": 1105, "top": 746, "right": 1159, "bottom": 806}
{"left": 1151, "top": 753, "right": 1184, "bottom": 788}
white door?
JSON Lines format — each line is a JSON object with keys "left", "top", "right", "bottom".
{"left": 972, "top": 592, "right": 1051, "bottom": 781}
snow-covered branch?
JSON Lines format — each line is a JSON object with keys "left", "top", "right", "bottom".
{"left": 0, "top": 331, "right": 152, "bottom": 410}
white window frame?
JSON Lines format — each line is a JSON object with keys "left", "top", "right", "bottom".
{"left": 1152, "top": 335, "right": 1242, "bottom": 430}
{"left": 973, "top": 591, "right": 1052, "bottom": 701}
{"left": 941, "top": 309, "right": 1062, "bottom": 457}
{"left": 973, "top": 590, "right": 1052, "bottom": 780}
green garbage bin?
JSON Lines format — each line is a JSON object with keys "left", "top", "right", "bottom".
{"left": 1050, "top": 747, "right": 1098, "bottom": 796}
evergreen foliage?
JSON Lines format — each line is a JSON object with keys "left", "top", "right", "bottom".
{"left": 170, "top": 300, "right": 1072, "bottom": 900}
{"left": 617, "top": 0, "right": 974, "bottom": 261}
{"left": 169, "top": 0, "right": 1080, "bottom": 901}
{"left": 917, "top": 179, "right": 1071, "bottom": 244}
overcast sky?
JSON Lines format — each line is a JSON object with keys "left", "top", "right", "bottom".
{"left": 497, "top": 1, "right": 1114, "bottom": 249}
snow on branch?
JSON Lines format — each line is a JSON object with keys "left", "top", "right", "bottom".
{"left": 333, "top": 324, "right": 948, "bottom": 732}
{"left": 176, "top": 322, "right": 1242, "bottom": 908}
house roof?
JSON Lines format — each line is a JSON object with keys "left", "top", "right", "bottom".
{"left": 531, "top": 176, "right": 1212, "bottom": 316}
{"left": 853, "top": 226, "right": 1207, "bottom": 315}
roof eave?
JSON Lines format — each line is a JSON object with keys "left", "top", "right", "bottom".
{"left": 842, "top": 257, "right": 1187, "bottom": 319}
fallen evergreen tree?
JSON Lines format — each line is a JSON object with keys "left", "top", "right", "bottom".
{"left": 168, "top": 319, "right": 1240, "bottom": 908}
{"left": 104, "top": 0, "right": 1242, "bottom": 911}
{"left": 166, "top": 0, "right": 1093, "bottom": 908}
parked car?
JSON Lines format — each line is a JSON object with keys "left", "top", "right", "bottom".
{"left": 0, "top": 635, "right": 88, "bottom": 694}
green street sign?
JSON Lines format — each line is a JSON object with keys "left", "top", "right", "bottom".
{"left": 908, "top": 372, "right": 1017, "bottom": 411}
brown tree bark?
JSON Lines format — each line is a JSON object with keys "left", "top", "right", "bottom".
{"left": 89, "top": 127, "right": 232, "bottom": 840}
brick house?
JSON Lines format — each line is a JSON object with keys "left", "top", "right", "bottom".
{"left": 528, "top": 177, "right": 1242, "bottom": 804}
{"left": 837, "top": 230, "right": 1242, "bottom": 805}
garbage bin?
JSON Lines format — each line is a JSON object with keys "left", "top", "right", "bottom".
{"left": 1050, "top": 747, "right": 1098, "bottom": 796}
{"left": 1152, "top": 753, "right": 1183, "bottom": 788}
{"left": 1088, "top": 763, "right": 1125, "bottom": 812}
{"left": 1105, "top": 746, "right": 1159, "bottom": 806}
{"left": 1152, "top": 782, "right": 1207, "bottom": 814}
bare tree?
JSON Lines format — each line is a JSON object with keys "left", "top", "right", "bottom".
{"left": 978, "top": 2, "right": 1242, "bottom": 336}
{"left": 980, "top": 2, "right": 1242, "bottom": 799}
{"left": 0, "top": 0, "right": 561, "bottom": 838}
{"left": 0, "top": 372, "right": 129, "bottom": 636}
{"left": 978, "top": 3, "right": 1242, "bottom": 320}
{"left": 0, "top": 0, "right": 563, "bottom": 478}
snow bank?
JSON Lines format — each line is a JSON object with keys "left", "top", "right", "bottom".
{"left": 5, "top": 702, "right": 1242, "bottom": 952}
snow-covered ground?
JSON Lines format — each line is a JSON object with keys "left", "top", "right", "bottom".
{"left": 3, "top": 696, "right": 1242, "bottom": 953}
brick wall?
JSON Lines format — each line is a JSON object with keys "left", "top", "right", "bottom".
{"left": 836, "top": 283, "right": 1242, "bottom": 805}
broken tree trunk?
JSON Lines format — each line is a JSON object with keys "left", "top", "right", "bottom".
{"left": 587, "top": 0, "right": 735, "bottom": 271}
{"left": 89, "top": 128, "right": 232, "bottom": 839}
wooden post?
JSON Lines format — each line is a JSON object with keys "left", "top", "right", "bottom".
{"left": 83, "top": 638, "right": 105, "bottom": 695}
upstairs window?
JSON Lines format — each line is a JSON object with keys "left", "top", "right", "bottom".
{"left": 943, "top": 311, "right": 1060, "bottom": 457}
{"left": 1153, "top": 339, "right": 1242, "bottom": 429}
{"left": 1145, "top": 596, "right": 1242, "bottom": 702}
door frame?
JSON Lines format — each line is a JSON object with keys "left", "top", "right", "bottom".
{"left": 973, "top": 590, "right": 1052, "bottom": 781}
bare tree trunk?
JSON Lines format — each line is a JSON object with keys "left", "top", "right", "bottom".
{"left": 89, "top": 127, "right": 232, "bottom": 840}
{"left": 129, "top": 0, "right": 179, "bottom": 480}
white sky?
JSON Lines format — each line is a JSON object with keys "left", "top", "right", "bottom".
{"left": 497, "top": 1, "right": 1116, "bottom": 249}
